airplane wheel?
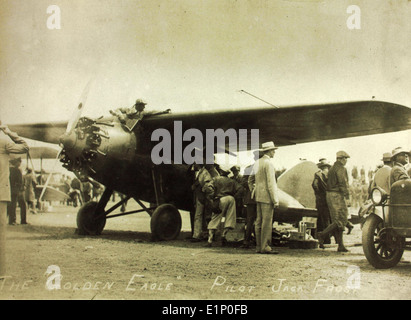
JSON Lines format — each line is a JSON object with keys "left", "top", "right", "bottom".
{"left": 150, "top": 204, "right": 182, "bottom": 241}
{"left": 77, "top": 201, "right": 106, "bottom": 235}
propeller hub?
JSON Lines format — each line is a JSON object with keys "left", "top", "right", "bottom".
{"left": 59, "top": 131, "right": 76, "bottom": 151}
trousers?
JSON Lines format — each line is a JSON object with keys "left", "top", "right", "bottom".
{"left": 0, "top": 202, "right": 7, "bottom": 276}
{"left": 193, "top": 196, "right": 204, "bottom": 239}
{"left": 7, "top": 192, "right": 27, "bottom": 224}
{"left": 255, "top": 202, "right": 274, "bottom": 252}
{"left": 326, "top": 191, "right": 348, "bottom": 231}
{"left": 244, "top": 203, "right": 257, "bottom": 244}
{"left": 207, "top": 196, "right": 236, "bottom": 230}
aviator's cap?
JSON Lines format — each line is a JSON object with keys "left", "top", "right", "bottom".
{"left": 336, "top": 150, "right": 350, "bottom": 159}
{"left": 135, "top": 99, "right": 147, "bottom": 105}
{"left": 261, "top": 141, "right": 278, "bottom": 151}
{"left": 382, "top": 152, "right": 392, "bottom": 161}
{"left": 391, "top": 147, "right": 410, "bottom": 158}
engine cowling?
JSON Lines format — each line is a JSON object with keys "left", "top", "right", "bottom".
{"left": 59, "top": 117, "right": 137, "bottom": 182}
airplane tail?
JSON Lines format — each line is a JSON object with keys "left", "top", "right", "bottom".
{"left": 273, "top": 161, "right": 319, "bottom": 223}
{"left": 277, "top": 161, "right": 318, "bottom": 209}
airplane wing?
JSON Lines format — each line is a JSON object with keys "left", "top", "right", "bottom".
{"left": 28, "top": 146, "right": 60, "bottom": 159}
{"left": 8, "top": 121, "right": 68, "bottom": 144}
{"left": 8, "top": 100, "right": 411, "bottom": 149}
{"left": 35, "top": 185, "right": 71, "bottom": 202}
{"left": 143, "top": 100, "right": 411, "bottom": 149}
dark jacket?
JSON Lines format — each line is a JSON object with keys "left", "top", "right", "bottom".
{"left": 327, "top": 161, "right": 349, "bottom": 198}
{"left": 9, "top": 166, "right": 24, "bottom": 195}
{"left": 312, "top": 170, "right": 327, "bottom": 199}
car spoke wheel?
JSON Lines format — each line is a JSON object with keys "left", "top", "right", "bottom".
{"left": 362, "top": 214, "right": 404, "bottom": 269}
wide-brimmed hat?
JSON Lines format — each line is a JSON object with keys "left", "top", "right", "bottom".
{"left": 317, "top": 159, "right": 331, "bottom": 168}
{"left": 391, "top": 147, "right": 410, "bottom": 159}
{"left": 336, "top": 150, "right": 350, "bottom": 159}
{"left": 261, "top": 141, "right": 278, "bottom": 152}
{"left": 381, "top": 152, "right": 392, "bottom": 161}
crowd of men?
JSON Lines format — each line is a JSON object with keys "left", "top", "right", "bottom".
{"left": 313, "top": 147, "right": 411, "bottom": 252}
{"left": 4, "top": 157, "right": 106, "bottom": 226}
{"left": 189, "top": 141, "right": 281, "bottom": 254}
{"left": 189, "top": 141, "right": 411, "bottom": 254}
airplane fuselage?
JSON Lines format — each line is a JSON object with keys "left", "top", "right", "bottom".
{"left": 59, "top": 116, "right": 194, "bottom": 211}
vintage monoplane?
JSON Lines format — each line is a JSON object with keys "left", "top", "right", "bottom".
{"left": 8, "top": 90, "right": 411, "bottom": 240}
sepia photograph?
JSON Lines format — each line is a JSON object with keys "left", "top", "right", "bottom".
{"left": 0, "top": 0, "right": 410, "bottom": 304}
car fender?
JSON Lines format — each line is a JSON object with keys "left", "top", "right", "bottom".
{"left": 359, "top": 202, "right": 384, "bottom": 228}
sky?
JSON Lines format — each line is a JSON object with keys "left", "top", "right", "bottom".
{"left": 0, "top": 0, "right": 410, "bottom": 176}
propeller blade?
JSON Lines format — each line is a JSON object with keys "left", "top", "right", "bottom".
{"left": 65, "top": 80, "right": 93, "bottom": 134}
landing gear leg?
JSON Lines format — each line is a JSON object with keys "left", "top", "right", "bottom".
{"left": 76, "top": 188, "right": 113, "bottom": 235}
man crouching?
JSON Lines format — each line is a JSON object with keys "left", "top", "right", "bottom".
{"left": 204, "top": 168, "right": 243, "bottom": 247}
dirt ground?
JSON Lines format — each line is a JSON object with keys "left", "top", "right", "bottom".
{"left": 1, "top": 200, "right": 411, "bottom": 301}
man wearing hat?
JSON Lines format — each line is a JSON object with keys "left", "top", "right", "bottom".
{"left": 318, "top": 150, "right": 350, "bottom": 252}
{"left": 110, "top": 98, "right": 146, "bottom": 131}
{"left": 390, "top": 147, "right": 410, "bottom": 187}
{"left": 0, "top": 123, "right": 29, "bottom": 276}
{"left": 248, "top": 141, "right": 279, "bottom": 254}
{"left": 370, "top": 152, "right": 393, "bottom": 194}
{"left": 7, "top": 157, "right": 27, "bottom": 225}
{"left": 312, "top": 158, "right": 333, "bottom": 244}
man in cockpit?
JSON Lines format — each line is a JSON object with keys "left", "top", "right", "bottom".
{"left": 110, "top": 99, "right": 146, "bottom": 131}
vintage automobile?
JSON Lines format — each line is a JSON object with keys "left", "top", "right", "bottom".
{"left": 361, "top": 179, "right": 411, "bottom": 269}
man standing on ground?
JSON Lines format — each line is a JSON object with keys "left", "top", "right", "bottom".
{"left": 318, "top": 151, "right": 350, "bottom": 252}
{"left": 0, "top": 122, "right": 29, "bottom": 276}
{"left": 248, "top": 141, "right": 280, "bottom": 254}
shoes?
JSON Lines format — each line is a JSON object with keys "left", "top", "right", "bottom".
{"left": 346, "top": 225, "right": 354, "bottom": 235}
{"left": 261, "top": 247, "right": 279, "bottom": 254}
{"left": 8, "top": 222, "right": 16, "bottom": 226}
{"left": 261, "top": 250, "right": 279, "bottom": 254}
{"left": 221, "top": 238, "right": 227, "bottom": 247}
{"left": 21, "top": 222, "right": 29, "bottom": 225}
{"left": 205, "top": 242, "right": 212, "bottom": 248}
{"left": 317, "top": 232, "right": 325, "bottom": 249}
{"left": 190, "top": 238, "right": 202, "bottom": 243}
{"left": 338, "top": 246, "right": 349, "bottom": 253}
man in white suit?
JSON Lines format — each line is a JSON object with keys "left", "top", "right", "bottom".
{"left": 248, "top": 141, "right": 280, "bottom": 254}
{"left": 0, "top": 122, "right": 29, "bottom": 276}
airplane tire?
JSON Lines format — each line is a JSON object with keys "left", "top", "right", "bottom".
{"left": 77, "top": 201, "right": 106, "bottom": 235}
{"left": 150, "top": 204, "right": 182, "bottom": 241}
